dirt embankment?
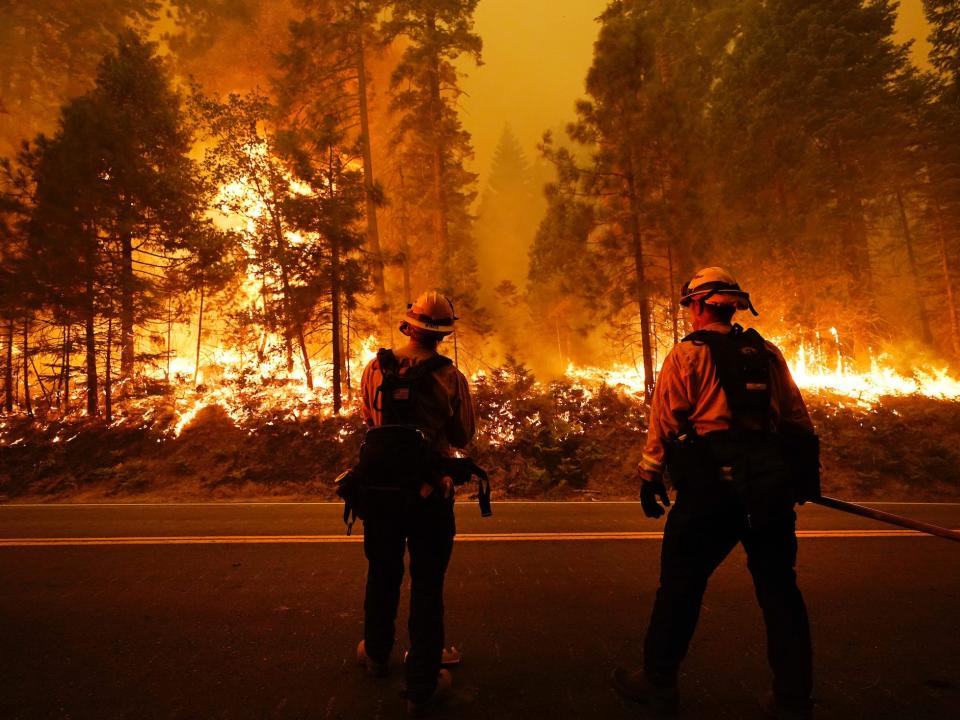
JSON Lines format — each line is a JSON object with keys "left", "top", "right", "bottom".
{"left": 2, "top": 371, "right": 959, "bottom": 504}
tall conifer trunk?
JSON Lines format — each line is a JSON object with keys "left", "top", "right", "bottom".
{"left": 105, "top": 317, "right": 113, "bottom": 423}
{"left": 330, "top": 146, "right": 344, "bottom": 412}
{"left": 331, "top": 239, "right": 343, "bottom": 414}
{"left": 270, "top": 205, "right": 313, "bottom": 389}
{"left": 933, "top": 199, "right": 960, "bottom": 357}
{"left": 62, "top": 325, "right": 71, "bottom": 412}
{"left": 120, "top": 227, "right": 135, "bottom": 376}
{"left": 194, "top": 282, "right": 205, "bottom": 386}
{"left": 626, "top": 156, "right": 655, "bottom": 402}
{"left": 398, "top": 166, "right": 413, "bottom": 304}
{"left": 355, "top": 16, "right": 388, "bottom": 330}
{"left": 85, "top": 277, "right": 98, "bottom": 417}
{"left": 426, "top": 11, "right": 451, "bottom": 273}
{"left": 3, "top": 319, "right": 13, "bottom": 413}
{"left": 894, "top": 189, "right": 932, "bottom": 345}
{"left": 21, "top": 319, "right": 32, "bottom": 416}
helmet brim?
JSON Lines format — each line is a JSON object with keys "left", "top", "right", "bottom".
{"left": 680, "top": 290, "right": 752, "bottom": 311}
{"left": 403, "top": 316, "right": 455, "bottom": 335}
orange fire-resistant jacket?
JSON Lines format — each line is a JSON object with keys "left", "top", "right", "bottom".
{"left": 640, "top": 322, "right": 814, "bottom": 477}
{"left": 361, "top": 343, "right": 475, "bottom": 456}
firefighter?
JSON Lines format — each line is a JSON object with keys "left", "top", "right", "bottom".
{"left": 355, "top": 290, "right": 475, "bottom": 718}
{"left": 612, "top": 268, "right": 817, "bottom": 720}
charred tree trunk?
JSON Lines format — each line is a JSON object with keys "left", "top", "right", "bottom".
{"left": 269, "top": 207, "right": 313, "bottom": 389}
{"left": 105, "top": 317, "right": 113, "bottom": 423}
{"left": 894, "top": 188, "right": 933, "bottom": 345}
{"left": 30, "top": 355, "right": 51, "bottom": 406}
{"left": 345, "top": 305, "right": 352, "bottom": 394}
{"left": 836, "top": 169, "right": 877, "bottom": 359}
{"left": 398, "top": 166, "right": 413, "bottom": 304}
{"left": 21, "top": 318, "right": 32, "bottom": 416}
{"left": 626, "top": 158, "right": 656, "bottom": 402}
{"left": 120, "top": 228, "right": 135, "bottom": 377}
{"left": 62, "top": 324, "right": 71, "bottom": 412}
{"left": 85, "top": 291, "right": 98, "bottom": 417}
{"left": 166, "top": 295, "right": 173, "bottom": 381}
{"left": 284, "top": 328, "right": 295, "bottom": 374}
{"left": 257, "top": 279, "right": 269, "bottom": 363}
{"left": 331, "top": 238, "right": 343, "bottom": 414}
{"left": 355, "top": 22, "right": 388, "bottom": 331}
{"left": 3, "top": 318, "right": 13, "bottom": 413}
{"left": 933, "top": 198, "right": 960, "bottom": 357}
{"left": 667, "top": 245, "right": 679, "bottom": 346}
{"left": 193, "top": 282, "right": 205, "bottom": 386}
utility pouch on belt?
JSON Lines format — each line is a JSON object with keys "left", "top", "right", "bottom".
{"left": 666, "top": 431, "right": 718, "bottom": 492}
{"left": 779, "top": 428, "right": 821, "bottom": 503}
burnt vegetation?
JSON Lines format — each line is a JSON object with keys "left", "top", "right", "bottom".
{"left": 2, "top": 1, "right": 960, "bottom": 501}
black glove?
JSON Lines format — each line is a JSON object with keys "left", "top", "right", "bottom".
{"left": 640, "top": 478, "right": 671, "bottom": 519}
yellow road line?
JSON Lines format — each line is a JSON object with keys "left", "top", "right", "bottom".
{"left": 0, "top": 529, "right": 955, "bottom": 547}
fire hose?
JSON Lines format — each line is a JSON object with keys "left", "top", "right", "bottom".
{"left": 812, "top": 496, "right": 960, "bottom": 544}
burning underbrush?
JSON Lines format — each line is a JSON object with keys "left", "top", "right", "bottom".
{"left": 2, "top": 358, "right": 960, "bottom": 503}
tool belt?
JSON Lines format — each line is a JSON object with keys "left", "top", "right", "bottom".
{"left": 335, "top": 425, "right": 492, "bottom": 535}
{"left": 667, "top": 428, "right": 804, "bottom": 524}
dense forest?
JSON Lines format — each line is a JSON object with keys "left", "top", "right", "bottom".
{"left": 2, "top": 1, "right": 960, "bottom": 501}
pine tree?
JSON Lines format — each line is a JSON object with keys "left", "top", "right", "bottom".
{"left": 925, "top": 0, "right": 960, "bottom": 97}
{"left": 527, "top": 143, "right": 600, "bottom": 370}
{"left": 0, "top": 155, "right": 37, "bottom": 413}
{"left": 547, "top": 0, "right": 721, "bottom": 398}
{"left": 920, "top": 0, "right": 960, "bottom": 357}
{"left": 280, "top": 125, "right": 368, "bottom": 412}
{"left": 276, "top": 0, "right": 390, "bottom": 332}
{"left": 475, "top": 125, "right": 540, "bottom": 294}
{"left": 710, "top": 0, "right": 915, "bottom": 358}
{"left": 381, "top": 0, "right": 483, "bottom": 313}
{"left": 27, "top": 33, "right": 207, "bottom": 415}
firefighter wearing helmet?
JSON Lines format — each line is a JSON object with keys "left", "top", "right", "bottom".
{"left": 355, "top": 290, "right": 475, "bottom": 717}
{"left": 612, "top": 267, "right": 820, "bottom": 719}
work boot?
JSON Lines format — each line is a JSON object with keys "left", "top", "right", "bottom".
{"left": 759, "top": 691, "right": 814, "bottom": 720}
{"left": 406, "top": 669, "right": 452, "bottom": 718}
{"left": 356, "top": 640, "right": 388, "bottom": 678}
{"left": 611, "top": 668, "right": 679, "bottom": 717}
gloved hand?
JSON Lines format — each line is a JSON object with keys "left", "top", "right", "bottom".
{"left": 640, "top": 477, "right": 671, "bottom": 519}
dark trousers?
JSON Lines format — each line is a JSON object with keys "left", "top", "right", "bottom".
{"left": 362, "top": 493, "right": 455, "bottom": 703}
{"left": 643, "top": 488, "right": 813, "bottom": 702}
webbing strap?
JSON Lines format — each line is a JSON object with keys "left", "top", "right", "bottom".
{"left": 683, "top": 326, "right": 773, "bottom": 431}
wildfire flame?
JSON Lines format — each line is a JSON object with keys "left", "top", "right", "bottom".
{"left": 128, "top": 153, "right": 960, "bottom": 439}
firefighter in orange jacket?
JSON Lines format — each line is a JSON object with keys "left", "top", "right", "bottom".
{"left": 612, "top": 268, "right": 817, "bottom": 720}
{"left": 355, "top": 291, "right": 475, "bottom": 718}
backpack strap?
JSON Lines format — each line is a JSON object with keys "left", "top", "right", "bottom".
{"left": 372, "top": 349, "right": 399, "bottom": 413}
{"left": 405, "top": 353, "right": 453, "bottom": 379}
{"left": 373, "top": 350, "right": 453, "bottom": 423}
{"left": 683, "top": 325, "right": 773, "bottom": 431}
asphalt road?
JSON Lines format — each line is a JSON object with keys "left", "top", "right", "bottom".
{"left": 1, "top": 501, "right": 958, "bottom": 720}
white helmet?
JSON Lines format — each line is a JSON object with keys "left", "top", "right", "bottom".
{"left": 679, "top": 267, "right": 758, "bottom": 316}
{"left": 400, "top": 290, "right": 457, "bottom": 336}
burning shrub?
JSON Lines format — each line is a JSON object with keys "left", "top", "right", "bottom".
{"left": 2, "top": 361, "right": 960, "bottom": 502}
{"left": 471, "top": 358, "right": 647, "bottom": 497}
